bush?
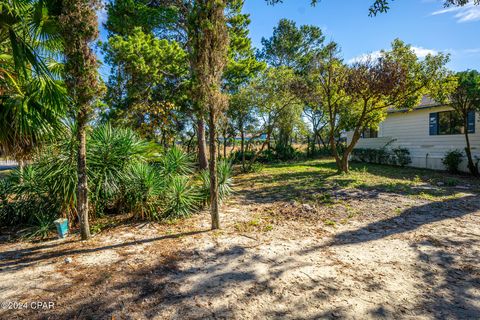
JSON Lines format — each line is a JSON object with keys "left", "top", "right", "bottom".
{"left": 122, "top": 162, "right": 163, "bottom": 220}
{"left": 274, "top": 144, "right": 298, "bottom": 161}
{"left": 442, "top": 150, "right": 464, "bottom": 173}
{"left": 217, "top": 159, "right": 234, "bottom": 201}
{"left": 352, "top": 147, "right": 411, "bottom": 167}
{"left": 19, "top": 212, "right": 56, "bottom": 240}
{"left": 351, "top": 148, "right": 388, "bottom": 164}
{"left": 155, "top": 146, "right": 194, "bottom": 178}
{"left": 242, "top": 162, "right": 264, "bottom": 173}
{"left": 0, "top": 178, "right": 14, "bottom": 223}
{"left": 233, "top": 145, "right": 304, "bottom": 165}
{"left": 88, "top": 124, "right": 147, "bottom": 215}
{"left": 32, "top": 124, "right": 148, "bottom": 218}
{"left": 391, "top": 147, "right": 412, "bottom": 167}
{"left": 0, "top": 166, "right": 60, "bottom": 239}
{"left": 1, "top": 125, "right": 234, "bottom": 235}
{"left": 231, "top": 150, "right": 255, "bottom": 162}
{"left": 163, "top": 175, "right": 200, "bottom": 219}
{"left": 200, "top": 159, "right": 234, "bottom": 205}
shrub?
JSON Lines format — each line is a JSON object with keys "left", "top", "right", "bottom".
{"left": 242, "top": 162, "right": 264, "bottom": 173}
{"left": 0, "top": 179, "right": 13, "bottom": 223}
{"left": 352, "top": 147, "right": 411, "bottom": 167}
{"left": 122, "top": 162, "right": 163, "bottom": 220}
{"left": 122, "top": 147, "right": 202, "bottom": 220}
{"left": 351, "top": 148, "right": 388, "bottom": 164}
{"left": 231, "top": 150, "right": 255, "bottom": 162}
{"left": 34, "top": 130, "right": 78, "bottom": 219}
{"left": 19, "top": 212, "right": 56, "bottom": 240}
{"left": 88, "top": 124, "right": 147, "bottom": 215}
{"left": 217, "top": 159, "right": 234, "bottom": 201}
{"left": 163, "top": 175, "right": 200, "bottom": 219}
{"left": 274, "top": 144, "right": 297, "bottom": 161}
{"left": 0, "top": 166, "right": 60, "bottom": 237}
{"left": 376, "top": 148, "right": 391, "bottom": 164}
{"left": 33, "top": 124, "right": 148, "bottom": 218}
{"left": 1, "top": 125, "right": 232, "bottom": 235}
{"left": 200, "top": 159, "right": 234, "bottom": 205}
{"left": 391, "top": 147, "right": 411, "bottom": 167}
{"left": 233, "top": 146, "right": 301, "bottom": 165}
{"left": 155, "top": 146, "right": 194, "bottom": 178}
{"left": 442, "top": 150, "right": 464, "bottom": 173}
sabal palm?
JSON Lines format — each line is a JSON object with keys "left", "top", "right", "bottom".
{"left": 0, "top": 0, "right": 66, "bottom": 161}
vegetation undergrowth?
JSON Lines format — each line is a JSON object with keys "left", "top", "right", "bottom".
{"left": 0, "top": 124, "right": 233, "bottom": 240}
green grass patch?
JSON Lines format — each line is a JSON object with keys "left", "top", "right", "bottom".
{"left": 237, "top": 158, "right": 480, "bottom": 205}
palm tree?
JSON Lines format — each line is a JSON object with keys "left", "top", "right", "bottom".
{"left": 0, "top": 0, "right": 67, "bottom": 173}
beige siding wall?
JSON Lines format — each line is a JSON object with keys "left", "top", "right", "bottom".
{"left": 347, "top": 106, "right": 480, "bottom": 172}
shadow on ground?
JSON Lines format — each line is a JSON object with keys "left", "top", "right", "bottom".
{"left": 0, "top": 230, "right": 209, "bottom": 272}
{"left": 2, "top": 193, "right": 479, "bottom": 319}
{"left": 328, "top": 194, "right": 480, "bottom": 245}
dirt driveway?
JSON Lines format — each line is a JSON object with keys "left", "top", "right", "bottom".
{"left": 0, "top": 167, "right": 479, "bottom": 319}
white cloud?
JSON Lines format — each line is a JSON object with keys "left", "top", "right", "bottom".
{"left": 411, "top": 46, "right": 438, "bottom": 58}
{"left": 432, "top": 2, "right": 480, "bottom": 22}
{"left": 464, "top": 48, "right": 480, "bottom": 54}
{"left": 347, "top": 46, "right": 437, "bottom": 64}
{"left": 347, "top": 51, "right": 382, "bottom": 64}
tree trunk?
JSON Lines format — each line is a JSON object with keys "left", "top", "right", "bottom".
{"left": 329, "top": 129, "right": 342, "bottom": 171}
{"left": 77, "top": 111, "right": 90, "bottom": 240}
{"left": 338, "top": 128, "right": 363, "bottom": 174}
{"left": 223, "top": 129, "right": 227, "bottom": 159}
{"left": 307, "top": 136, "right": 311, "bottom": 156}
{"left": 209, "top": 110, "right": 220, "bottom": 230}
{"left": 197, "top": 117, "right": 208, "bottom": 170}
{"left": 241, "top": 129, "right": 245, "bottom": 170}
{"left": 340, "top": 155, "right": 349, "bottom": 174}
{"left": 216, "top": 134, "right": 222, "bottom": 160}
{"left": 464, "top": 119, "right": 477, "bottom": 176}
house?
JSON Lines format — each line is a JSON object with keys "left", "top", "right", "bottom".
{"left": 347, "top": 97, "right": 479, "bottom": 172}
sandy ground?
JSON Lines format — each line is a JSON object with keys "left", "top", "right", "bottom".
{"left": 0, "top": 181, "right": 479, "bottom": 319}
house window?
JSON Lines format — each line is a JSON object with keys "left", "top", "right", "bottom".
{"left": 429, "top": 111, "right": 475, "bottom": 136}
{"left": 361, "top": 128, "right": 378, "bottom": 139}
{"left": 438, "top": 111, "right": 464, "bottom": 135}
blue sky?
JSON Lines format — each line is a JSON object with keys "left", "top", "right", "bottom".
{"left": 98, "top": 0, "right": 480, "bottom": 78}
{"left": 243, "top": 0, "right": 480, "bottom": 70}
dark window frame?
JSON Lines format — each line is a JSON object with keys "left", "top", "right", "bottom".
{"left": 437, "top": 110, "right": 464, "bottom": 135}
{"left": 429, "top": 110, "right": 475, "bottom": 136}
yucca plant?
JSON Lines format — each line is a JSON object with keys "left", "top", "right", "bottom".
{"left": 34, "top": 125, "right": 78, "bottom": 220}
{"left": 88, "top": 124, "right": 147, "bottom": 215}
{"left": 34, "top": 123, "right": 148, "bottom": 219}
{"left": 19, "top": 212, "right": 56, "bottom": 240}
{"left": 200, "top": 159, "right": 233, "bottom": 205}
{"left": 122, "top": 162, "right": 163, "bottom": 220}
{"left": 3, "top": 165, "right": 60, "bottom": 227}
{"left": 155, "top": 146, "right": 194, "bottom": 179}
{"left": 163, "top": 175, "right": 200, "bottom": 219}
